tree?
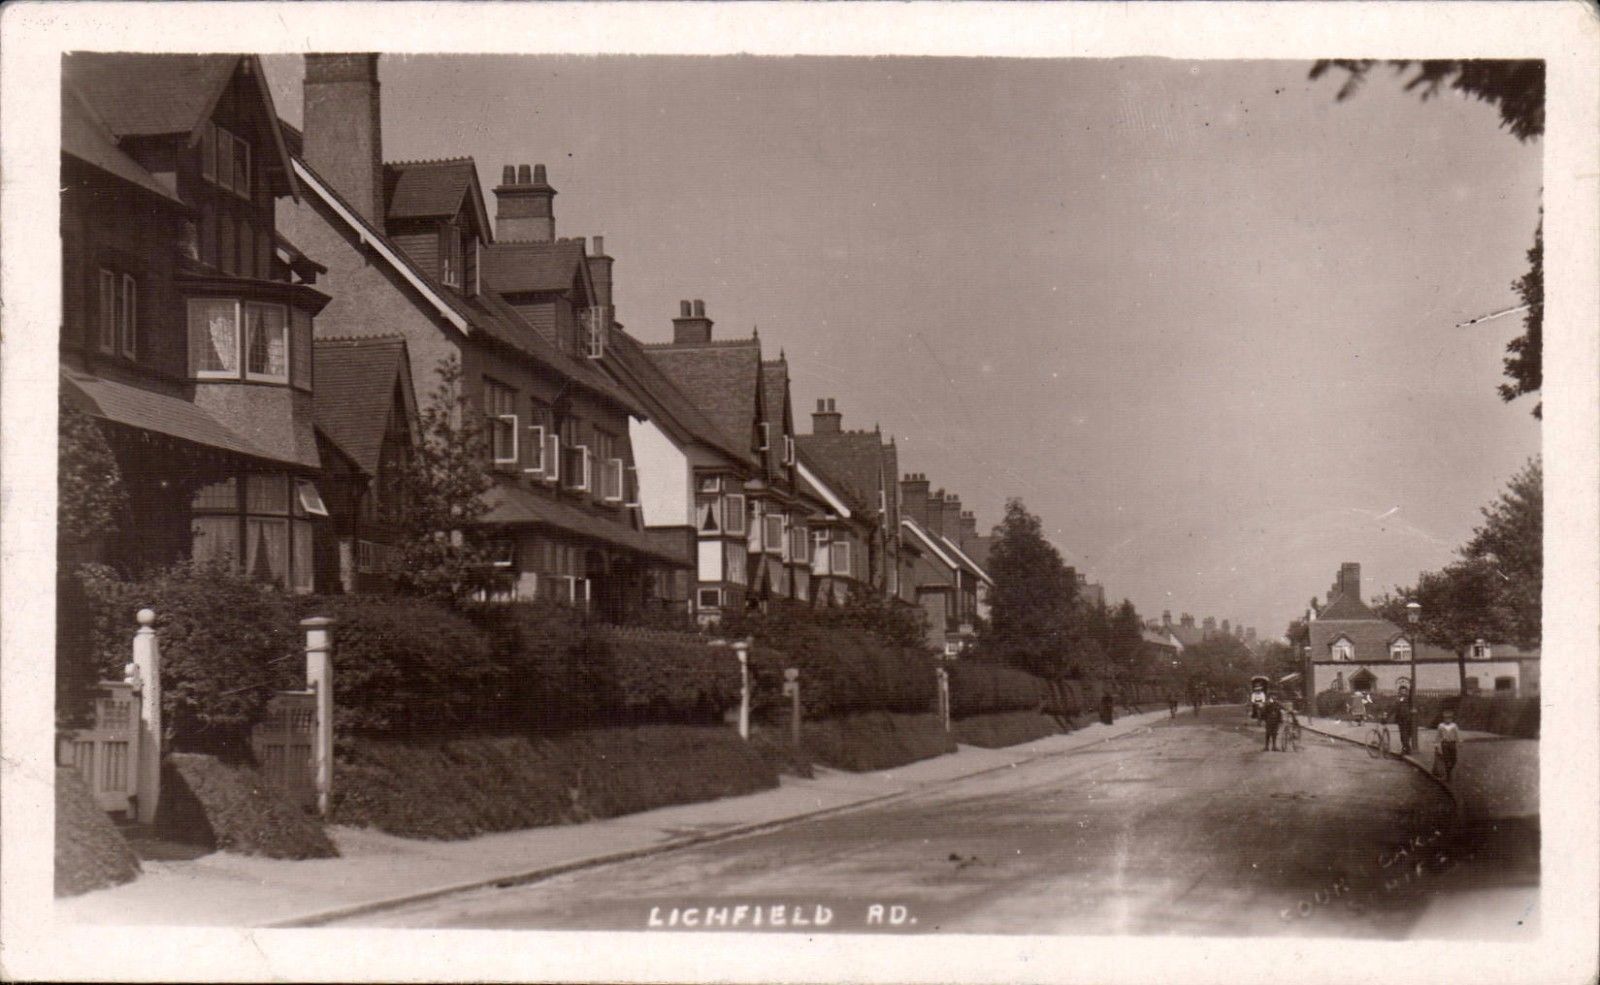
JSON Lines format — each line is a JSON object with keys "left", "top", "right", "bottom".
{"left": 1309, "top": 59, "right": 1543, "bottom": 416}
{"left": 1105, "top": 599, "right": 1146, "bottom": 685}
{"left": 389, "top": 357, "right": 507, "bottom": 604}
{"left": 976, "top": 499, "right": 1076, "bottom": 678}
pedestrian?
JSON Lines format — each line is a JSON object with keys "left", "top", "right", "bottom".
{"left": 1349, "top": 689, "right": 1372, "bottom": 725}
{"left": 1394, "top": 689, "right": 1416, "bottom": 755}
{"left": 1250, "top": 687, "right": 1266, "bottom": 722}
{"left": 1262, "top": 694, "right": 1284, "bottom": 751}
{"left": 1100, "top": 691, "right": 1115, "bottom": 726}
{"left": 1168, "top": 693, "right": 1179, "bottom": 720}
{"left": 1435, "top": 708, "right": 1461, "bottom": 782}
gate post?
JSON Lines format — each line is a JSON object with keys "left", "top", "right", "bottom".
{"left": 732, "top": 640, "right": 751, "bottom": 741}
{"left": 936, "top": 666, "right": 951, "bottom": 732}
{"left": 782, "top": 668, "right": 801, "bottom": 746}
{"left": 302, "top": 616, "right": 335, "bottom": 816}
{"left": 130, "top": 609, "right": 162, "bottom": 824}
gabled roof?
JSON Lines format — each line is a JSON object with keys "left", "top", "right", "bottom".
{"left": 484, "top": 239, "right": 591, "bottom": 296}
{"left": 1318, "top": 593, "right": 1380, "bottom": 621}
{"left": 603, "top": 329, "right": 758, "bottom": 471}
{"left": 939, "top": 533, "right": 994, "bottom": 586}
{"left": 796, "top": 429, "right": 885, "bottom": 514}
{"left": 384, "top": 158, "right": 492, "bottom": 238}
{"left": 902, "top": 518, "right": 959, "bottom": 570}
{"left": 313, "top": 336, "right": 416, "bottom": 475}
{"left": 646, "top": 338, "right": 762, "bottom": 460}
{"left": 65, "top": 53, "right": 298, "bottom": 200}
{"left": 794, "top": 448, "right": 854, "bottom": 519}
{"left": 61, "top": 85, "right": 189, "bottom": 209}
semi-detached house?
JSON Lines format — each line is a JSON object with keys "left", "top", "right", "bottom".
{"left": 277, "top": 54, "right": 688, "bottom": 620}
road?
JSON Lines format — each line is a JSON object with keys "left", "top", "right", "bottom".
{"left": 343, "top": 707, "right": 1527, "bottom": 937}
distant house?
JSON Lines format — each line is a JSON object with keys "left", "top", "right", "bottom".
{"left": 897, "top": 474, "right": 994, "bottom": 654}
{"left": 1304, "top": 562, "right": 1540, "bottom": 697}
{"left": 796, "top": 398, "right": 904, "bottom": 600}
{"left": 60, "top": 53, "right": 333, "bottom": 590}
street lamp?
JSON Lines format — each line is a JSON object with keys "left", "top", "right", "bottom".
{"left": 1405, "top": 601, "right": 1420, "bottom": 703}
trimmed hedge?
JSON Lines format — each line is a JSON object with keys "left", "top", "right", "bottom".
{"left": 331, "top": 725, "right": 778, "bottom": 839}
{"left": 608, "top": 627, "right": 741, "bottom": 722}
{"left": 800, "top": 712, "right": 956, "bottom": 772}
{"left": 949, "top": 661, "right": 1047, "bottom": 717}
{"left": 952, "top": 710, "right": 1061, "bottom": 748}
{"left": 156, "top": 753, "right": 337, "bottom": 858}
{"left": 55, "top": 767, "right": 140, "bottom": 897}
{"left": 729, "top": 612, "right": 938, "bottom": 719}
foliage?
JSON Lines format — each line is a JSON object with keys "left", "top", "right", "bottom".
{"left": 54, "top": 767, "right": 140, "bottom": 897}
{"left": 57, "top": 400, "right": 128, "bottom": 545}
{"left": 828, "top": 590, "right": 932, "bottom": 651}
{"left": 78, "top": 560, "right": 301, "bottom": 757}
{"left": 606, "top": 627, "right": 742, "bottom": 722}
{"left": 1178, "top": 634, "right": 1259, "bottom": 701}
{"left": 156, "top": 753, "right": 337, "bottom": 858}
{"left": 948, "top": 661, "right": 1047, "bottom": 717}
{"left": 389, "top": 356, "right": 507, "bottom": 603}
{"left": 1309, "top": 60, "right": 1543, "bottom": 417}
{"left": 1104, "top": 599, "right": 1148, "bottom": 682}
{"left": 976, "top": 499, "right": 1077, "bottom": 677}
{"left": 469, "top": 601, "right": 616, "bottom": 731}
{"left": 798, "top": 712, "right": 955, "bottom": 772}
{"left": 952, "top": 710, "right": 1060, "bottom": 749}
{"left": 56, "top": 566, "right": 101, "bottom": 730}
{"left": 330, "top": 726, "right": 777, "bottom": 840}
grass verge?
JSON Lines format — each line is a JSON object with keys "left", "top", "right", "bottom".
{"left": 55, "top": 767, "right": 141, "bottom": 897}
{"left": 800, "top": 712, "right": 956, "bottom": 772}
{"left": 952, "top": 710, "right": 1062, "bottom": 748}
{"left": 331, "top": 725, "right": 779, "bottom": 840}
{"left": 156, "top": 753, "right": 337, "bottom": 859}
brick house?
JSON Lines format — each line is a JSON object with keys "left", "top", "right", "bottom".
{"left": 897, "top": 474, "right": 994, "bottom": 654}
{"left": 277, "top": 54, "right": 688, "bottom": 619}
{"left": 1304, "top": 562, "right": 1541, "bottom": 698}
{"left": 60, "top": 53, "right": 334, "bottom": 590}
{"left": 795, "top": 398, "right": 906, "bottom": 601}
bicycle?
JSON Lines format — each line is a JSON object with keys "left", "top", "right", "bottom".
{"left": 1282, "top": 716, "right": 1303, "bottom": 752}
{"left": 1365, "top": 715, "right": 1393, "bottom": 758}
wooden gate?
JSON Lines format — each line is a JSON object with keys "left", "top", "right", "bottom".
{"left": 67, "top": 682, "right": 141, "bottom": 814}
{"left": 251, "top": 690, "right": 317, "bottom": 810}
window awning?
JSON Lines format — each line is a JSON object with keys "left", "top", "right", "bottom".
{"left": 62, "top": 367, "right": 303, "bottom": 467}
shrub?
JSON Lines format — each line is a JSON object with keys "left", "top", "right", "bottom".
{"left": 331, "top": 726, "right": 778, "bottom": 839}
{"left": 949, "top": 661, "right": 1047, "bottom": 717}
{"left": 470, "top": 601, "right": 616, "bottom": 731}
{"left": 156, "top": 753, "right": 337, "bottom": 859}
{"left": 800, "top": 712, "right": 956, "bottom": 772}
{"left": 606, "top": 627, "right": 741, "bottom": 722}
{"left": 297, "top": 594, "right": 500, "bottom": 738}
{"left": 1314, "top": 689, "right": 1348, "bottom": 718}
{"left": 55, "top": 767, "right": 140, "bottom": 897}
{"left": 952, "top": 710, "right": 1060, "bottom": 748}
{"left": 78, "top": 561, "right": 301, "bottom": 757}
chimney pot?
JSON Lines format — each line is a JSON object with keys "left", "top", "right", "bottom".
{"left": 693, "top": 299, "right": 706, "bottom": 318}
{"left": 592, "top": 235, "right": 604, "bottom": 255}
{"left": 534, "top": 164, "right": 547, "bottom": 184}
{"left": 517, "top": 164, "right": 530, "bottom": 183}
{"left": 680, "top": 300, "right": 692, "bottom": 317}
{"left": 502, "top": 165, "right": 516, "bottom": 185}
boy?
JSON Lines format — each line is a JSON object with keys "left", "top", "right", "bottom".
{"left": 1263, "top": 694, "right": 1284, "bottom": 752}
{"left": 1435, "top": 708, "right": 1461, "bottom": 782}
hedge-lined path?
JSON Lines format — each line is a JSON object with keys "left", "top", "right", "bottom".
{"left": 55, "top": 709, "right": 1171, "bottom": 928}
{"left": 338, "top": 707, "right": 1506, "bottom": 938}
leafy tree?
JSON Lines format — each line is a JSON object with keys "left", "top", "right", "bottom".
{"left": 58, "top": 400, "right": 127, "bottom": 545}
{"left": 389, "top": 357, "right": 507, "bottom": 604}
{"left": 1105, "top": 599, "right": 1146, "bottom": 684}
{"left": 1309, "top": 59, "right": 1543, "bottom": 416}
{"left": 976, "top": 498, "right": 1076, "bottom": 678}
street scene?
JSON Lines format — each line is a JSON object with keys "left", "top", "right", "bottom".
{"left": 34, "top": 24, "right": 1561, "bottom": 976}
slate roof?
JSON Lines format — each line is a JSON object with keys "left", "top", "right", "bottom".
{"left": 312, "top": 336, "right": 415, "bottom": 475}
{"left": 1309, "top": 615, "right": 1455, "bottom": 663}
{"left": 483, "top": 481, "right": 691, "bottom": 566}
{"left": 384, "top": 158, "right": 491, "bottom": 237}
{"left": 61, "top": 366, "right": 298, "bottom": 466}
{"left": 645, "top": 339, "right": 762, "bottom": 460}
{"left": 1318, "top": 593, "right": 1380, "bottom": 621}
{"left": 484, "top": 239, "right": 588, "bottom": 295}
{"left": 604, "top": 329, "right": 757, "bottom": 471}
{"left": 61, "top": 85, "right": 189, "bottom": 209}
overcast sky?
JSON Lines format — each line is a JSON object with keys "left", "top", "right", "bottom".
{"left": 266, "top": 55, "right": 1541, "bottom": 638}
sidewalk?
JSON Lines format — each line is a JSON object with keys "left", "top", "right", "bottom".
{"left": 57, "top": 709, "right": 1174, "bottom": 928}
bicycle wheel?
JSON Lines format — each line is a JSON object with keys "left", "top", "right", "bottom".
{"left": 1366, "top": 727, "right": 1384, "bottom": 758}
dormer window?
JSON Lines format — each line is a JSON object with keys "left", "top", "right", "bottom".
{"left": 440, "top": 222, "right": 463, "bottom": 288}
{"left": 583, "top": 306, "right": 610, "bottom": 359}
{"left": 1330, "top": 638, "right": 1354, "bottom": 662}
{"left": 1389, "top": 638, "right": 1412, "bottom": 663}
{"left": 201, "top": 122, "right": 251, "bottom": 200}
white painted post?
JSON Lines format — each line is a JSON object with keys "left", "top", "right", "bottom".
{"left": 784, "top": 668, "right": 801, "bottom": 746}
{"left": 130, "top": 608, "right": 162, "bottom": 824}
{"left": 936, "top": 666, "right": 951, "bottom": 732}
{"left": 302, "top": 616, "right": 335, "bottom": 816}
{"left": 733, "top": 639, "right": 751, "bottom": 741}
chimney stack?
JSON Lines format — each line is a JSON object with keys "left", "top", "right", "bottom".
{"left": 672, "top": 299, "right": 713, "bottom": 344}
{"left": 812, "top": 398, "right": 843, "bottom": 434}
{"left": 900, "top": 473, "right": 931, "bottom": 526}
{"left": 586, "top": 235, "right": 613, "bottom": 310}
{"left": 1162, "top": 610, "right": 1172, "bottom": 628}
{"left": 942, "top": 493, "right": 963, "bottom": 540}
{"left": 493, "top": 162, "right": 557, "bottom": 242}
{"left": 1181, "top": 613, "right": 1194, "bottom": 628}
{"left": 303, "top": 54, "right": 385, "bottom": 225}
{"left": 1337, "top": 562, "right": 1361, "bottom": 603}
{"left": 960, "top": 510, "right": 978, "bottom": 542}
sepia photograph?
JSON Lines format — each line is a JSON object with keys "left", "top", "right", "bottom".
{"left": 2, "top": 3, "right": 1596, "bottom": 983}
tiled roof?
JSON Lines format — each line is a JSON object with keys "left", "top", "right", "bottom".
{"left": 1309, "top": 615, "right": 1455, "bottom": 664}
{"left": 61, "top": 366, "right": 300, "bottom": 467}
{"left": 484, "top": 239, "right": 588, "bottom": 295}
{"left": 1318, "top": 593, "right": 1380, "bottom": 621}
{"left": 604, "top": 330, "right": 757, "bottom": 471}
{"left": 384, "top": 158, "right": 491, "bottom": 236}
{"left": 61, "top": 85, "right": 189, "bottom": 208}
{"left": 483, "top": 481, "right": 691, "bottom": 567}
{"left": 62, "top": 53, "right": 238, "bottom": 137}
{"left": 939, "top": 533, "right": 994, "bottom": 586}
{"left": 794, "top": 446, "right": 858, "bottom": 516}
{"left": 760, "top": 360, "right": 791, "bottom": 477}
{"left": 796, "top": 430, "right": 883, "bottom": 514}
{"left": 646, "top": 339, "right": 762, "bottom": 459}
{"left": 312, "top": 336, "right": 413, "bottom": 475}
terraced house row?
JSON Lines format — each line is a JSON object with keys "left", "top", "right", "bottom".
{"left": 61, "top": 52, "right": 997, "bottom": 651}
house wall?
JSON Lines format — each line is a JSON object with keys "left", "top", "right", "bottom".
{"left": 629, "top": 417, "right": 689, "bottom": 530}
{"left": 1312, "top": 658, "right": 1539, "bottom": 697}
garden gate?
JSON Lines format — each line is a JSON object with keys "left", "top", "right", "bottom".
{"left": 251, "top": 690, "right": 318, "bottom": 809}
{"left": 66, "top": 681, "right": 141, "bottom": 814}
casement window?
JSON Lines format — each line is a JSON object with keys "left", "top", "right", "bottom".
{"left": 565, "top": 444, "right": 593, "bottom": 492}
{"left": 811, "top": 529, "right": 831, "bottom": 576}
{"left": 765, "top": 514, "right": 785, "bottom": 555}
{"left": 188, "top": 298, "right": 308, "bottom": 386}
{"left": 1471, "top": 641, "right": 1492, "bottom": 660}
{"left": 748, "top": 500, "right": 763, "bottom": 551}
{"left": 202, "top": 122, "right": 251, "bottom": 199}
{"left": 97, "top": 270, "right": 138, "bottom": 358}
{"left": 483, "top": 379, "right": 518, "bottom": 466}
{"left": 757, "top": 422, "right": 771, "bottom": 452}
{"left": 698, "top": 587, "right": 722, "bottom": 610}
{"left": 725, "top": 543, "right": 749, "bottom": 585}
{"left": 440, "top": 222, "right": 463, "bottom": 288}
{"left": 625, "top": 465, "right": 640, "bottom": 509}
{"left": 1389, "top": 639, "right": 1412, "bottom": 663}
{"left": 830, "top": 541, "right": 851, "bottom": 578}
{"left": 543, "top": 431, "right": 562, "bottom": 484}
{"left": 790, "top": 524, "right": 810, "bottom": 564}
{"left": 723, "top": 494, "right": 747, "bottom": 536}
{"left": 470, "top": 237, "right": 480, "bottom": 296}
{"left": 190, "top": 474, "right": 320, "bottom": 593}
{"left": 603, "top": 457, "right": 625, "bottom": 503}
{"left": 699, "top": 476, "right": 721, "bottom": 495}
{"left": 1330, "top": 639, "right": 1354, "bottom": 662}
{"left": 697, "top": 497, "right": 722, "bottom": 535}
{"left": 525, "top": 424, "right": 547, "bottom": 476}
{"left": 583, "top": 306, "right": 610, "bottom": 359}
{"left": 783, "top": 435, "right": 795, "bottom": 467}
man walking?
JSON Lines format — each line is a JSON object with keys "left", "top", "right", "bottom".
{"left": 1262, "top": 694, "right": 1284, "bottom": 752}
{"left": 1394, "top": 687, "right": 1416, "bottom": 755}
{"left": 1167, "top": 693, "right": 1179, "bottom": 720}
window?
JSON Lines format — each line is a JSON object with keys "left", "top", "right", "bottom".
{"left": 603, "top": 457, "right": 624, "bottom": 503}
{"left": 490, "top": 540, "right": 516, "bottom": 569}
{"left": 483, "top": 380, "right": 518, "bottom": 466}
{"left": 244, "top": 302, "right": 287, "bottom": 381}
{"left": 583, "top": 306, "right": 610, "bottom": 359}
{"left": 723, "top": 494, "right": 746, "bottom": 535}
{"left": 97, "top": 270, "right": 116, "bottom": 353}
{"left": 525, "top": 425, "right": 547, "bottom": 475}
{"left": 1494, "top": 676, "right": 1515, "bottom": 693}
{"left": 698, "top": 498, "right": 722, "bottom": 534}
{"left": 783, "top": 435, "right": 795, "bottom": 466}
{"left": 203, "top": 122, "right": 251, "bottom": 199}
{"left": 219, "top": 216, "right": 236, "bottom": 275}
{"left": 191, "top": 473, "right": 317, "bottom": 592}
{"left": 200, "top": 122, "right": 216, "bottom": 182}
{"left": 699, "top": 476, "right": 721, "bottom": 495}
{"left": 625, "top": 466, "right": 640, "bottom": 509}
{"left": 830, "top": 541, "right": 851, "bottom": 577}
{"left": 812, "top": 529, "right": 831, "bottom": 575}
{"left": 239, "top": 219, "right": 254, "bottom": 280}
{"left": 1331, "top": 639, "right": 1354, "bottom": 662}
{"left": 1471, "top": 641, "right": 1492, "bottom": 660}
{"left": 233, "top": 134, "right": 250, "bottom": 199}
{"left": 189, "top": 298, "right": 240, "bottom": 376}
{"left": 565, "top": 444, "right": 592, "bottom": 492}
{"left": 791, "top": 525, "right": 810, "bottom": 563}
{"left": 725, "top": 543, "right": 748, "bottom": 585}
{"left": 1389, "top": 638, "right": 1412, "bottom": 663}
{"left": 216, "top": 128, "right": 234, "bottom": 194}
{"left": 440, "top": 223, "right": 463, "bottom": 287}
{"left": 290, "top": 309, "right": 313, "bottom": 390}
{"left": 765, "top": 514, "right": 785, "bottom": 555}
{"left": 758, "top": 422, "right": 771, "bottom": 451}
{"left": 295, "top": 480, "right": 329, "bottom": 517}
{"left": 698, "top": 587, "right": 722, "bottom": 610}
{"left": 356, "top": 540, "right": 395, "bottom": 574}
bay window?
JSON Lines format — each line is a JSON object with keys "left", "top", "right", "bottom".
{"left": 723, "top": 494, "right": 746, "bottom": 535}
{"left": 190, "top": 473, "right": 320, "bottom": 593}
{"left": 188, "top": 297, "right": 311, "bottom": 387}
{"left": 244, "top": 302, "right": 287, "bottom": 381}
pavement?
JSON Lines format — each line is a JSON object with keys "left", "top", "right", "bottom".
{"left": 57, "top": 707, "right": 1176, "bottom": 929}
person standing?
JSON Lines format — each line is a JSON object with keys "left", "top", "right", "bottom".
{"left": 1100, "top": 691, "right": 1115, "bottom": 726}
{"left": 1435, "top": 708, "right": 1461, "bottom": 782}
{"left": 1394, "top": 689, "right": 1416, "bottom": 755}
{"left": 1168, "top": 693, "right": 1179, "bottom": 720}
{"left": 1263, "top": 695, "right": 1284, "bottom": 752}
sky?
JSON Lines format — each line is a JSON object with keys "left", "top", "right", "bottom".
{"left": 266, "top": 55, "right": 1542, "bottom": 639}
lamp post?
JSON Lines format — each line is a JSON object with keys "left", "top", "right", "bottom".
{"left": 1405, "top": 601, "right": 1420, "bottom": 702}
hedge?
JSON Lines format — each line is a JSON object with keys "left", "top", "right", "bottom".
{"left": 952, "top": 710, "right": 1061, "bottom": 748}
{"left": 607, "top": 626, "right": 742, "bottom": 722}
{"left": 1315, "top": 689, "right": 1540, "bottom": 738}
{"left": 800, "top": 712, "right": 955, "bottom": 772}
{"left": 729, "top": 611, "right": 938, "bottom": 719}
{"left": 156, "top": 753, "right": 337, "bottom": 858}
{"left": 55, "top": 767, "right": 140, "bottom": 897}
{"left": 949, "top": 661, "right": 1047, "bottom": 717}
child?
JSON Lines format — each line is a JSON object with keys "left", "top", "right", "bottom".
{"left": 1435, "top": 709, "right": 1461, "bottom": 782}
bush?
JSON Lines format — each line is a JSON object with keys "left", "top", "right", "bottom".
{"left": 470, "top": 601, "right": 617, "bottom": 731}
{"left": 606, "top": 627, "right": 741, "bottom": 722}
{"left": 297, "top": 594, "right": 500, "bottom": 738}
{"left": 952, "top": 710, "right": 1061, "bottom": 748}
{"left": 949, "top": 661, "right": 1047, "bottom": 717}
{"left": 155, "top": 753, "right": 337, "bottom": 858}
{"left": 79, "top": 561, "right": 301, "bottom": 757}
{"left": 55, "top": 767, "right": 140, "bottom": 897}
{"left": 331, "top": 726, "right": 778, "bottom": 839}
{"left": 1314, "top": 689, "right": 1349, "bottom": 718}
{"left": 800, "top": 712, "right": 956, "bottom": 772}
